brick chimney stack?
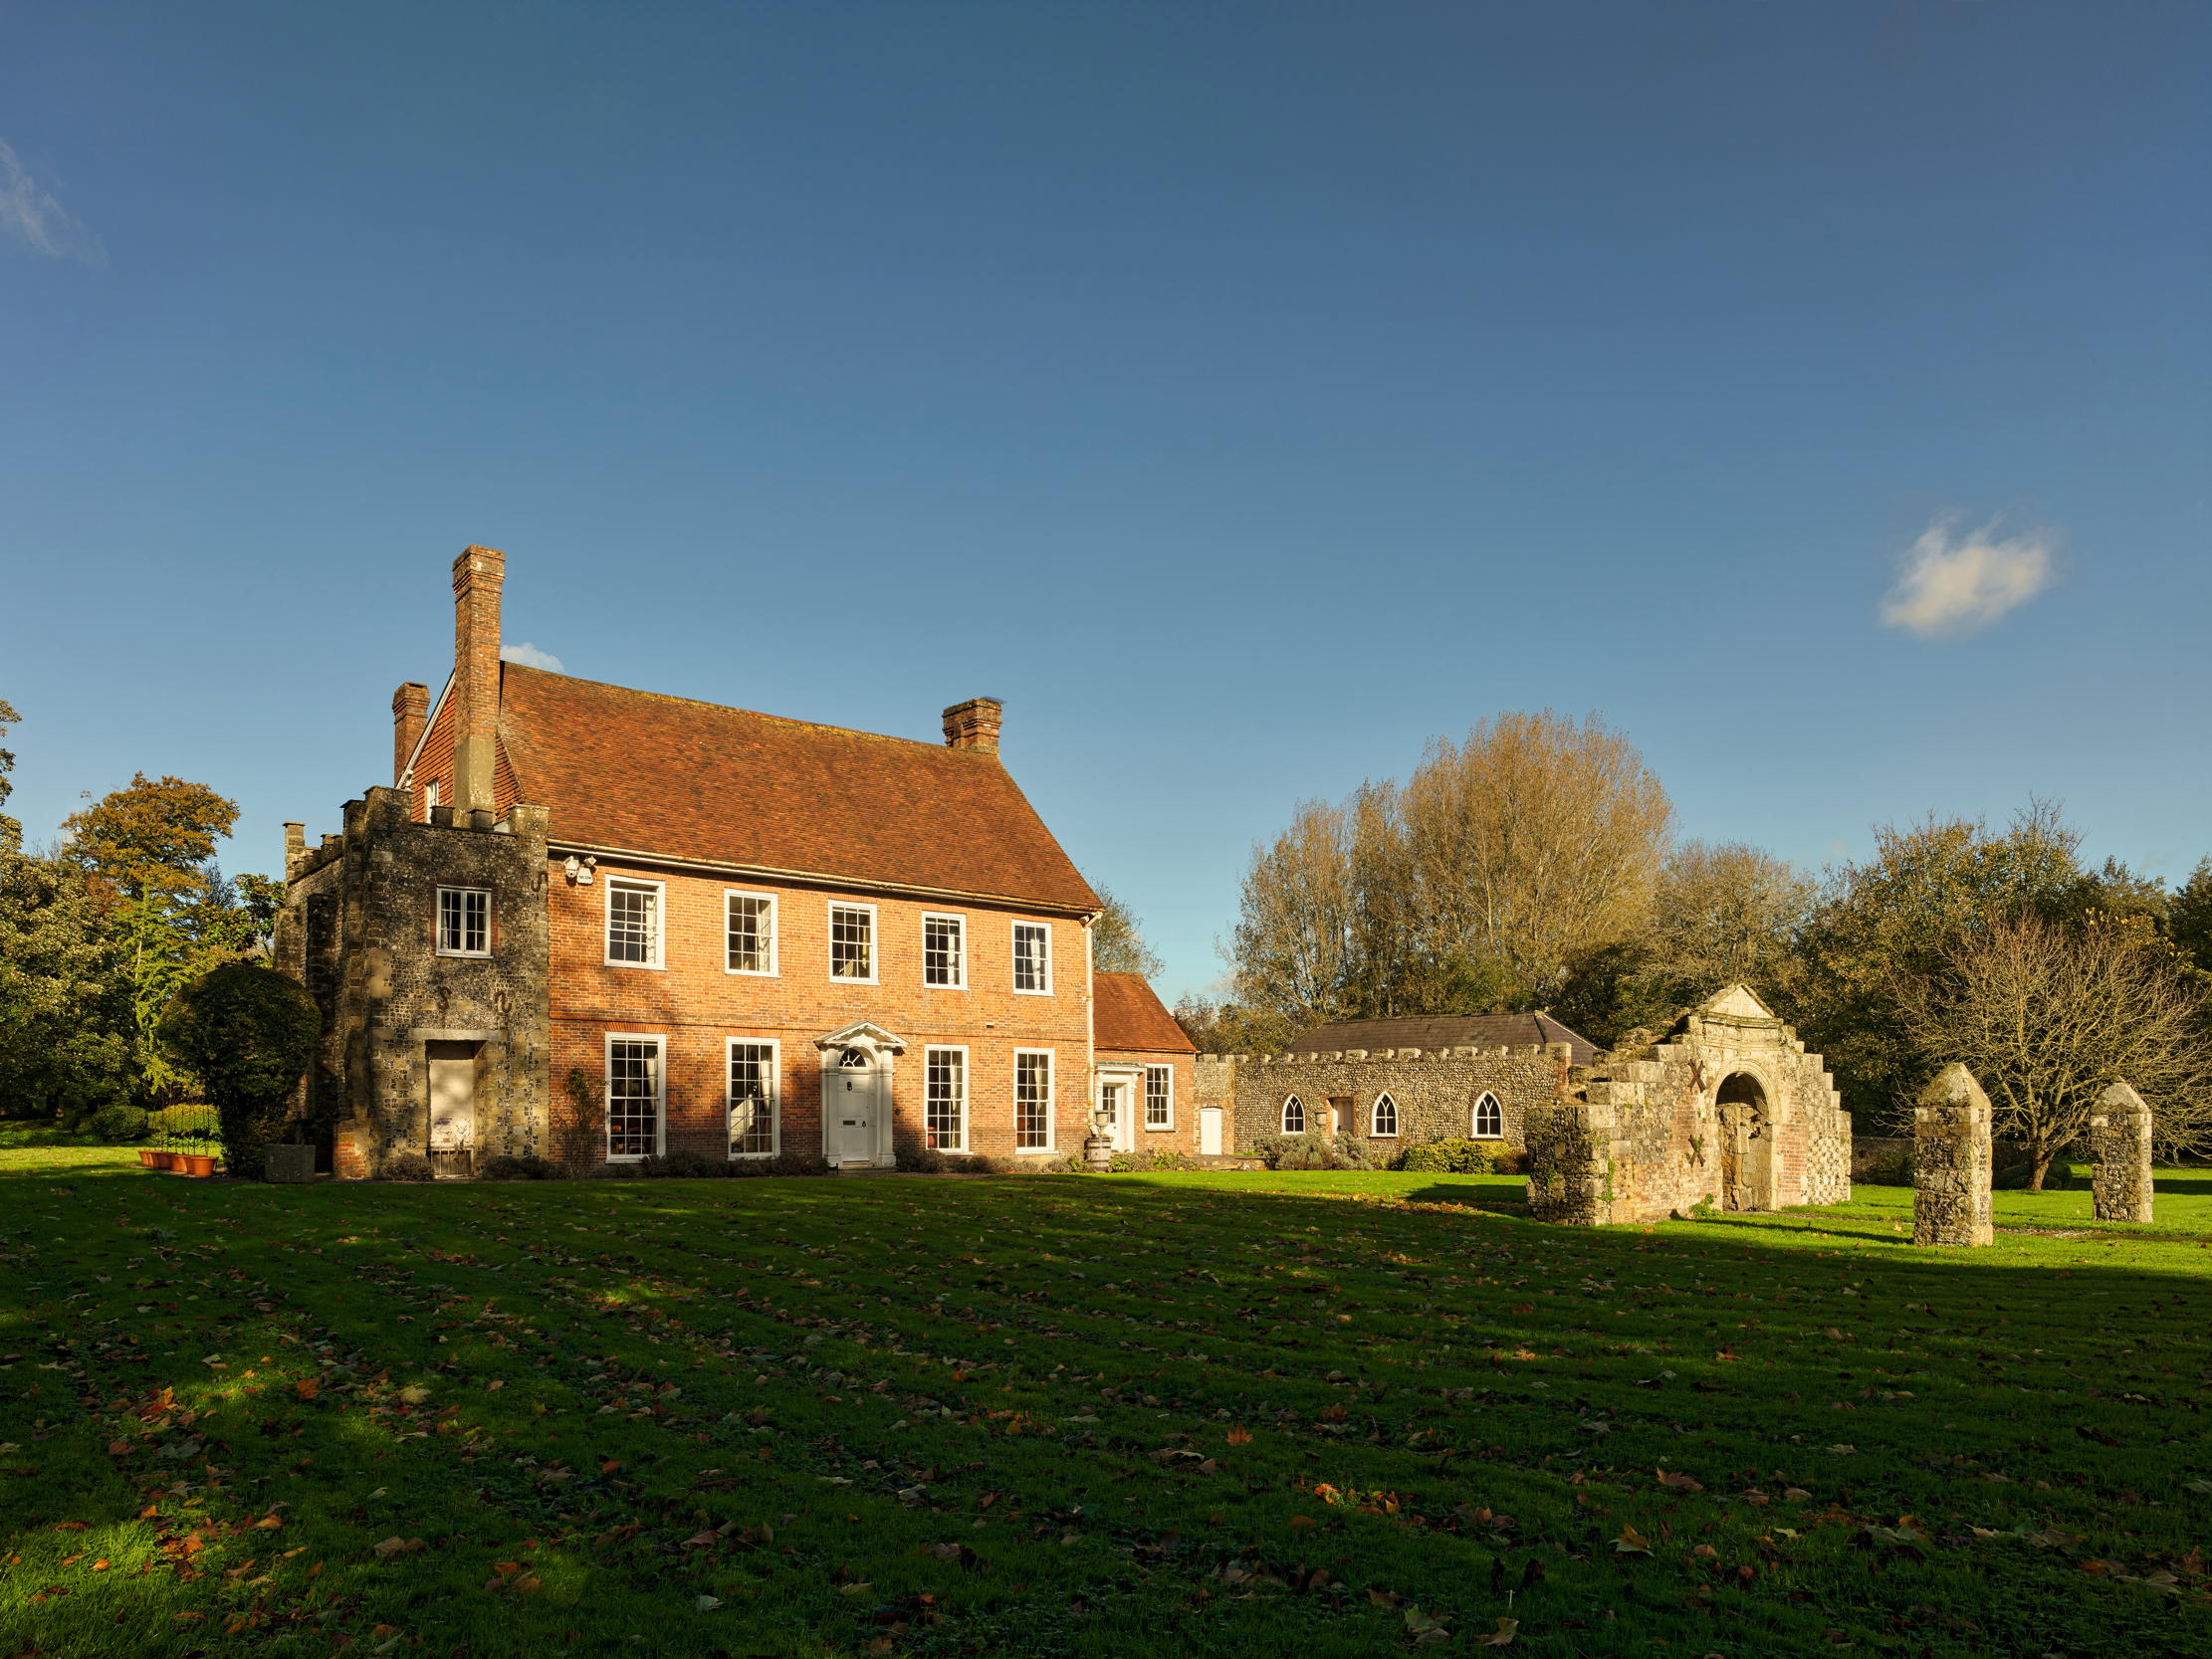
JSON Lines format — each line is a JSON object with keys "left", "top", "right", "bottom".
{"left": 451, "top": 544, "right": 506, "bottom": 813}
{"left": 942, "top": 698, "right": 1002, "bottom": 754}
{"left": 391, "top": 682, "right": 429, "bottom": 785}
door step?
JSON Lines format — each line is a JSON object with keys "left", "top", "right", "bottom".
{"left": 834, "top": 1162, "right": 900, "bottom": 1176}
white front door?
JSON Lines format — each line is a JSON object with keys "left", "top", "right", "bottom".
{"left": 1100, "top": 1082, "right": 1136, "bottom": 1151}
{"left": 1199, "top": 1106, "right": 1223, "bottom": 1156}
{"left": 832, "top": 1060, "right": 878, "bottom": 1163}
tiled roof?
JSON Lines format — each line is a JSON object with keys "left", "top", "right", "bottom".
{"left": 494, "top": 665, "right": 1099, "bottom": 911}
{"left": 1280, "top": 1012, "right": 1597, "bottom": 1066}
{"left": 1093, "top": 972, "right": 1195, "bottom": 1054}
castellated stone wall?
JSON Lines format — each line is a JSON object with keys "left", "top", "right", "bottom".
{"left": 275, "top": 785, "right": 552, "bottom": 1178}
{"left": 1199, "top": 1046, "right": 1567, "bottom": 1158}
{"left": 1528, "top": 986, "right": 1853, "bottom": 1227}
{"left": 2091, "top": 1080, "right": 2154, "bottom": 1224}
{"left": 1912, "top": 1063, "right": 1994, "bottom": 1247}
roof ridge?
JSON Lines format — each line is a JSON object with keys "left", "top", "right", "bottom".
{"left": 501, "top": 662, "right": 988, "bottom": 756}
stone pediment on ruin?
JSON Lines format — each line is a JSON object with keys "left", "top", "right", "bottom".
{"left": 1698, "top": 983, "right": 1774, "bottom": 1022}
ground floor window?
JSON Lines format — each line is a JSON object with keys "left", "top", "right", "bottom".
{"left": 1014, "top": 1050, "right": 1053, "bottom": 1149}
{"left": 728, "top": 1040, "right": 778, "bottom": 1156}
{"left": 1145, "top": 1064, "right": 1173, "bottom": 1129}
{"left": 606, "top": 1035, "right": 663, "bottom": 1159}
{"left": 926, "top": 1046, "right": 967, "bottom": 1149}
{"left": 1371, "top": 1091, "right": 1399, "bottom": 1138}
{"left": 1472, "top": 1091, "right": 1502, "bottom": 1139}
{"left": 1281, "top": 1094, "right": 1305, "bottom": 1134}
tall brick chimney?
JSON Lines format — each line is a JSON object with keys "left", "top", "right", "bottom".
{"left": 942, "top": 698, "right": 1002, "bottom": 754}
{"left": 451, "top": 545, "right": 505, "bottom": 813}
{"left": 391, "top": 682, "right": 429, "bottom": 785}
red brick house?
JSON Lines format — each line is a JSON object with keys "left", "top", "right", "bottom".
{"left": 276, "top": 546, "right": 1192, "bottom": 1177}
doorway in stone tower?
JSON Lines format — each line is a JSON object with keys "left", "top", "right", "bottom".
{"left": 1716, "top": 1072, "right": 1772, "bottom": 1212}
{"left": 425, "top": 1039, "right": 480, "bottom": 1179}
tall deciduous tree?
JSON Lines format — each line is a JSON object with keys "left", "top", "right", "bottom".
{"left": 0, "top": 839, "right": 134, "bottom": 1119}
{"left": 63, "top": 773, "right": 240, "bottom": 901}
{"left": 2167, "top": 858, "right": 2212, "bottom": 976}
{"left": 1896, "top": 913, "right": 2212, "bottom": 1185}
{"left": 0, "top": 698, "right": 20, "bottom": 851}
{"left": 1088, "top": 880, "right": 1166, "bottom": 979}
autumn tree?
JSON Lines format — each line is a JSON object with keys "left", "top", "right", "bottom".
{"left": 1897, "top": 913, "right": 2212, "bottom": 1185}
{"left": 1088, "top": 880, "right": 1165, "bottom": 979}
{"left": 2167, "top": 858, "right": 2212, "bottom": 976}
{"left": 63, "top": 772, "right": 240, "bottom": 901}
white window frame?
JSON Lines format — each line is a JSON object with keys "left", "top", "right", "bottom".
{"left": 1281, "top": 1094, "right": 1306, "bottom": 1135}
{"left": 434, "top": 885, "right": 492, "bottom": 957}
{"left": 604, "top": 1032, "right": 665, "bottom": 1161}
{"left": 924, "top": 1044, "right": 969, "bottom": 1152}
{"left": 424, "top": 778, "right": 441, "bottom": 812}
{"left": 1013, "top": 1048, "right": 1056, "bottom": 1152}
{"left": 1472, "top": 1091, "right": 1504, "bottom": 1140}
{"left": 827, "top": 902, "right": 879, "bottom": 985}
{"left": 1371, "top": 1091, "right": 1400, "bottom": 1139}
{"left": 726, "top": 1037, "right": 780, "bottom": 1157}
{"left": 921, "top": 912, "right": 968, "bottom": 990}
{"left": 1011, "top": 921, "right": 1053, "bottom": 995}
{"left": 1144, "top": 1064, "right": 1174, "bottom": 1131}
{"left": 723, "top": 889, "right": 778, "bottom": 977}
{"left": 603, "top": 878, "right": 666, "bottom": 970}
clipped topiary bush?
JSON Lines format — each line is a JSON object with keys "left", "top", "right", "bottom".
{"left": 156, "top": 962, "right": 320, "bottom": 1181}
{"left": 477, "top": 1154, "right": 558, "bottom": 1180}
{"left": 84, "top": 1102, "right": 152, "bottom": 1143}
{"left": 1399, "top": 1137, "right": 1495, "bottom": 1175}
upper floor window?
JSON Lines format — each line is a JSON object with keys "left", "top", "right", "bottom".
{"left": 605, "top": 879, "right": 663, "bottom": 967}
{"left": 436, "top": 887, "right": 491, "bottom": 956}
{"left": 1145, "top": 1064, "right": 1174, "bottom": 1130}
{"left": 829, "top": 903, "right": 876, "bottom": 982}
{"left": 726, "top": 891, "right": 776, "bottom": 975}
{"left": 1281, "top": 1094, "right": 1306, "bottom": 1135}
{"left": 1472, "top": 1092, "right": 1503, "bottom": 1139}
{"left": 923, "top": 914, "right": 967, "bottom": 988}
{"left": 1012, "top": 923, "right": 1052, "bottom": 994}
{"left": 1371, "top": 1091, "right": 1400, "bottom": 1138}
{"left": 424, "top": 778, "right": 441, "bottom": 812}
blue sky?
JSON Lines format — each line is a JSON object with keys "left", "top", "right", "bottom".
{"left": 3, "top": 1, "right": 2206, "bottom": 1001}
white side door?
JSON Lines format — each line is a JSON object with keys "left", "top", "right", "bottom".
{"left": 1199, "top": 1106, "right": 1222, "bottom": 1156}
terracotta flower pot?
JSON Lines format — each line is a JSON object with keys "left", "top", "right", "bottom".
{"left": 183, "top": 1153, "right": 216, "bottom": 1178}
{"left": 137, "top": 1148, "right": 159, "bottom": 1168}
{"left": 154, "top": 1151, "right": 180, "bottom": 1170}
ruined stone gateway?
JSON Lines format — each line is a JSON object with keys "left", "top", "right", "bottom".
{"left": 1525, "top": 985, "right": 1854, "bottom": 1226}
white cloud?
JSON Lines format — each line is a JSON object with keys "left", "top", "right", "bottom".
{"left": 501, "top": 642, "right": 565, "bottom": 672}
{"left": 1880, "top": 516, "right": 2056, "bottom": 639}
{"left": 0, "top": 139, "right": 103, "bottom": 263}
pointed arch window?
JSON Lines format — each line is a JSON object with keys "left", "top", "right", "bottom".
{"left": 1371, "top": 1092, "right": 1399, "bottom": 1138}
{"left": 1281, "top": 1095, "right": 1306, "bottom": 1135}
{"left": 1472, "top": 1092, "right": 1502, "bottom": 1139}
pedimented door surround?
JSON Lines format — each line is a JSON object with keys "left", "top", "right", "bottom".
{"left": 815, "top": 1022, "right": 906, "bottom": 1168}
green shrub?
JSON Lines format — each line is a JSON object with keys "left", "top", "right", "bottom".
{"left": 726, "top": 1151, "right": 831, "bottom": 1178}
{"left": 156, "top": 963, "right": 320, "bottom": 1181}
{"left": 84, "top": 1102, "right": 152, "bottom": 1143}
{"left": 380, "top": 1152, "right": 435, "bottom": 1182}
{"left": 897, "top": 1145, "right": 953, "bottom": 1173}
{"left": 1399, "top": 1138, "right": 1494, "bottom": 1174}
{"left": 640, "top": 1149, "right": 726, "bottom": 1179}
{"left": 477, "top": 1154, "right": 557, "bottom": 1180}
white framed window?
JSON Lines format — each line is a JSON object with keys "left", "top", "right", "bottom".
{"left": 605, "top": 879, "right": 664, "bottom": 968}
{"left": 1281, "top": 1094, "right": 1306, "bottom": 1135}
{"left": 1012, "top": 922, "right": 1052, "bottom": 994}
{"left": 435, "top": 886, "right": 491, "bottom": 957}
{"left": 828, "top": 903, "right": 877, "bottom": 982}
{"left": 1145, "top": 1064, "right": 1174, "bottom": 1130}
{"left": 1371, "top": 1091, "right": 1400, "bottom": 1138}
{"left": 922, "top": 913, "right": 967, "bottom": 989}
{"left": 424, "top": 778, "right": 441, "bottom": 812}
{"left": 727, "top": 1039, "right": 779, "bottom": 1156}
{"left": 925, "top": 1046, "right": 968, "bottom": 1150}
{"left": 1014, "top": 1050, "right": 1055, "bottom": 1150}
{"left": 1472, "top": 1092, "right": 1503, "bottom": 1139}
{"left": 725, "top": 891, "right": 777, "bottom": 975}
{"left": 605, "top": 1034, "right": 664, "bottom": 1160}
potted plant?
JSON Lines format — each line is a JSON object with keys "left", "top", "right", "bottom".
{"left": 178, "top": 1127, "right": 218, "bottom": 1178}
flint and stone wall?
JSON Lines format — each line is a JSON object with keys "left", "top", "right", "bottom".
{"left": 1912, "top": 1065, "right": 1993, "bottom": 1247}
{"left": 1528, "top": 998, "right": 1853, "bottom": 1227}
{"left": 276, "top": 785, "right": 553, "bottom": 1178}
{"left": 2091, "top": 1082, "right": 2154, "bottom": 1224}
{"left": 1204, "top": 1045, "right": 1566, "bottom": 1159}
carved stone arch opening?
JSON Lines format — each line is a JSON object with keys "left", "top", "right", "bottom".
{"left": 1715, "top": 1071, "right": 1774, "bottom": 1212}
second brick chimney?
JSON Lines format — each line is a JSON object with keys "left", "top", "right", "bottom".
{"left": 391, "top": 681, "right": 429, "bottom": 785}
{"left": 452, "top": 544, "right": 505, "bottom": 813}
{"left": 942, "top": 698, "right": 1002, "bottom": 754}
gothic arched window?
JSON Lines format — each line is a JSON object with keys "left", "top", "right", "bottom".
{"left": 1281, "top": 1095, "right": 1306, "bottom": 1135}
{"left": 1371, "top": 1092, "right": 1399, "bottom": 1138}
{"left": 1472, "top": 1092, "right": 1502, "bottom": 1139}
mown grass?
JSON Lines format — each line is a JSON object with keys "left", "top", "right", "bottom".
{"left": 2, "top": 1148, "right": 2209, "bottom": 1657}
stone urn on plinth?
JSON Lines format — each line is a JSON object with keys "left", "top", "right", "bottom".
{"left": 1083, "top": 1108, "right": 1115, "bottom": 1172}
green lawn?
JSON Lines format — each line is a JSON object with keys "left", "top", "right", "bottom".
{"left": 3, "top": 1148, "right": 2209, "bottom": 1657}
